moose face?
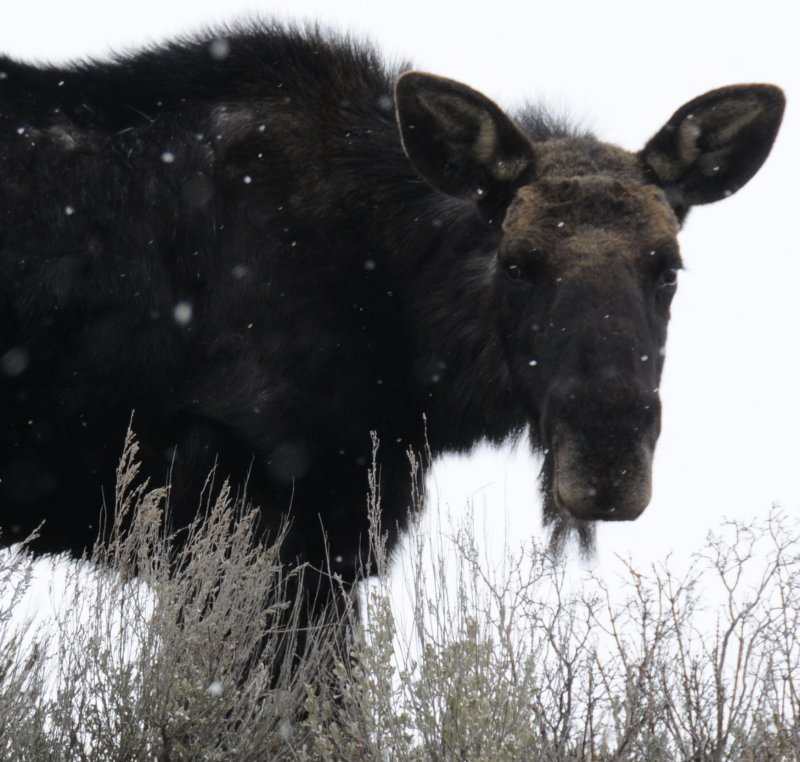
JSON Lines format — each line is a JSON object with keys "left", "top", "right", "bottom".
{"left": 395, "top": 72, "right": 784, "bottom": 536}
{"left": 497, "top": 173, "right": 679, "bottom": 524}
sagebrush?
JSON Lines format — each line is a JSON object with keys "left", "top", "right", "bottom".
{"left": 1, "top": 436, "right": 798, "bottom": 761}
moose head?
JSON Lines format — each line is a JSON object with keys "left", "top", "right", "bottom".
{"left": 396, "top": 73, "right": 784, "bottom": 546}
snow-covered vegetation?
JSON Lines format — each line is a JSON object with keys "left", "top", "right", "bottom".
{"left": 1, "top": 436, "right": 798, "bottom": 760}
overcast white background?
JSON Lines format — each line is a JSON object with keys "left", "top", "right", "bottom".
{"left": 1, "top": 0, "right": 797, "bottom": 622}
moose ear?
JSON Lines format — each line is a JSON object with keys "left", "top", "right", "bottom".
{"left": 395, "top": 72, "right": 534, "bottom": 208}
{"left": 642, "top": 84, "right": 785, "bottom": 215}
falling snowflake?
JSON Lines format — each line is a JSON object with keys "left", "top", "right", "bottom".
{"left": 208, "top": 38, "right": 231, "bottom": 61}
{"left": 173, "top": 302, "right": 193, "bottom": 326}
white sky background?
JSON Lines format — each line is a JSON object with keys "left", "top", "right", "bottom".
{"left": 1, "top": 0, "right": 797, "bottom": 623}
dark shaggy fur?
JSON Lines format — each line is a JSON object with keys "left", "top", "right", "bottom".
{"left": 0, "top": 25, "right": 784, "bottom": 610}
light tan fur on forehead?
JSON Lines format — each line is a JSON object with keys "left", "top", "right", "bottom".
{"left": 533, "top": 138, "right": 640, "bottom": 180}
{"left": 502, "top": 177, "right": 679, "bottom": 264}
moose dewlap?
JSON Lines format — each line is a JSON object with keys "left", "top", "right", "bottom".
{"left": 0, "top": 27, "right": 784, "bottom": 597}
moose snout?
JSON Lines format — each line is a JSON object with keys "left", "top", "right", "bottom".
{"left": 543, "top": 378, "right": 661, "bottom": 523}
{"left": 554, "top": 433, "right": 654, "bottom": 522}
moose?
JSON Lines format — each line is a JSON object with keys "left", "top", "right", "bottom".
{"left": 0, "top": 27, "right": 784, "bottom": 623}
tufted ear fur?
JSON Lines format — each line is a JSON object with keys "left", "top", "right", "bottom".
{"left": 641, "top": 84, "right": 785, "bottom": 218}
{"left": 395, "top": 72, "right": 534, "bottom": 212}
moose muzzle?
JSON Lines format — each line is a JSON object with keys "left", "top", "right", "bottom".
{"left": 553, "top": 430, "right": 654, "bottom": 521}
{"left": 543, "top": 377, "right": 661, "bottom": 523}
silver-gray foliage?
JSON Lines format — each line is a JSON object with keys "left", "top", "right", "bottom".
{"left": 1, "top": 436, "right": 798, "bottom": 760}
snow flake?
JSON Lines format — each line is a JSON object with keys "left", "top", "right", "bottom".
{"left": 173, "top": 302, "right": 193, "bottom": 326}
{"left": 208, "top": 38, "right": 231, "bottom": 61}
{"left": 1, "top": 348, "right": 29, "bottom": 377}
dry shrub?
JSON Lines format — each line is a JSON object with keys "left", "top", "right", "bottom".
{"left": 0, "top": 430, "right": 353, "bottom": 761}
{"left": 313, "top": 492, "right": 800, "bottom": 761}
{"left": 1, "top": 433, "right": 799, "bottom": 761}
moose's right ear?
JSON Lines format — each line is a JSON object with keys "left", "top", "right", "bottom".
{"left": 395, "top": 72, "right": 534, "bottom": 207}
{"left": 641, "top": 84, "right": 785, "bottom": 217}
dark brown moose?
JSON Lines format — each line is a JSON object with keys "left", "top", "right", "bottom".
{"left": 0, "top": 28, "right": 784, "bottom": 627}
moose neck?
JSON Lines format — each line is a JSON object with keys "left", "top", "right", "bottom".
{"left": 372, "top": 194, "right": 525, "bottom": 454}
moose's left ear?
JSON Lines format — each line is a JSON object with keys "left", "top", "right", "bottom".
{"left": 395, "top": 72, "right": 534, "bottom": 209}
{"left": 641, "top": 84, "right": 784, "bottom": 214}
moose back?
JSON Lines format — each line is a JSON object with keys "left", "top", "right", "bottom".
{"left": 0, "top": 27, "right": 784, "bottom": 581}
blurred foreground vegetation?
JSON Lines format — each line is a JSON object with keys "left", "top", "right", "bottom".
{"left": 1, "top": 433, "right": 798, "bottom": 761}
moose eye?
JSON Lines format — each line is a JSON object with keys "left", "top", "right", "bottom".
{"left": 505, "top": 262, "right": 524, "bottom": 282}
{"left": 659, "top": 268, "right": 679, "bottom": 288}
